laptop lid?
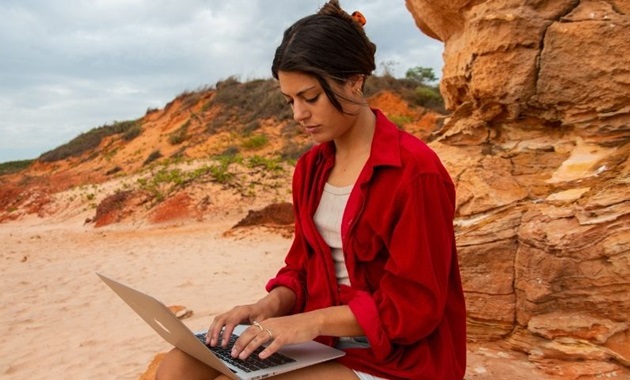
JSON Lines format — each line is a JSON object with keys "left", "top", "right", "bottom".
{"left": 97, "top": 273, "right": 345, "bottom": 380}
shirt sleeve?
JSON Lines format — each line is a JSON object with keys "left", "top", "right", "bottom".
{"left": 265, "top": 219, "right": 308, "bottom": 315}
{"left": 265, "top": 159, "right": 309, "bottom": 315}
{"left": 346, "top": 172, "right": 458, "bottom": 360}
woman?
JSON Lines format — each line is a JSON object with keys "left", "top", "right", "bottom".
{"left": 157, "top": 1, "right": 466, "bottom": 379}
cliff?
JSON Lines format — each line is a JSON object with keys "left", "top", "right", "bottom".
{"left": 406, "top": 0, "right": 630, "bottom": 376}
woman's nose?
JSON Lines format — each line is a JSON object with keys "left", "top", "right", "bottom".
{"left": 292, "top": 101, "right": 309, "bottom": 122}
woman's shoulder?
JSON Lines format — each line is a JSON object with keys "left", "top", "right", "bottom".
{"left": 371, "top": 109, "right": 448, "bottom": 176}
{"left": 294, "top": 142, "right": 332, "bottom": 178}
{"left": 393, "top": 130, "right": 455, "bottom": 188}
{"left": 397, "top": 128, "right": 441, "bottom": 163}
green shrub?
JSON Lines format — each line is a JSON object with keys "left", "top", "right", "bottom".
{"left": 207, "top": 114, "right": 231, "bottom": 134}
{"left": 0, "top": 159, "right": 34, "bottom": 175}
{"left": 105, "top": 166, "right": 122, "bottom": 176}
{"left": 246, "top": 155, "right": 284, "bottom": 172}
{"left": 208, "top": 161, "right": 235, "bottom": 184}
{"left": 169, "top": 121, "right": 190, "bottom": 145}
{"left": 39, "top": 119, "right": 140, "bottom": 162}
{"left": 389, "top": 115, "right": 414, "bottom": 128}
{"left": 143, "top": 150, "right": 162, "bottom": 166}
{"left": 122, "top": 122, "right": 142, "bottom": 141}
{"left": 364, "top": 74, "right": 445, "bottom": 113}
{"left": 364, "top": 74, "right": 401, "bottom": 97}
{"left": 176, "top": 85, "right": 212, "bottom": 110}
{"left": 137, "top": 167, "right": 186, "bottom": 202}
{"left": 220, "top": 145, "right": 240, "bottom": 157}
{"left": 242, "top": 134, "right": 268, "bottom": 150}
{"left": 405, "top": 66, "right": 437, "bottom": 85}
{"left": 208, "top": 78, "right": 292, "bottom": 124}
{"left": 412, "top": 86, "right": 443, "bottom": 109}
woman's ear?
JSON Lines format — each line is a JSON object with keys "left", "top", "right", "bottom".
{"left": 346, "top": 74, "right": 365, "bottom": 97}
{"left": 348, "top": 74, "right": 365, "bottom": 91}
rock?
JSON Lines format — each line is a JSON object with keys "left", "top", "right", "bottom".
{"left": 406, "top": 0, "right": 630, "bottom": 373}
{"left": 231, "top": 202, "right": 294, "bottom": 228}
{"left": 93, "top": 190, "right": 139, "bottom": 227}
{"left": 167, "top": 305, "right": 193, "bottom": 320}
{"left": 138, "top": 352, "right": 165, "bottom": 380}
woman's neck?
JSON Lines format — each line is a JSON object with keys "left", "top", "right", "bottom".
{"left": 334, "top": 107, "right": 376, "bottom": 159}
{"left": 327, "top": 107, "right": 376, "bottom": 187}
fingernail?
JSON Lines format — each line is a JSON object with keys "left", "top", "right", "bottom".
{"left": 231, "top": 348, "right": 237, "bottom": 357}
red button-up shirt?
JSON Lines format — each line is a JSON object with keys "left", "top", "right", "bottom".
{"left": 266, "top": 109, "right": 466, "bottom": 379}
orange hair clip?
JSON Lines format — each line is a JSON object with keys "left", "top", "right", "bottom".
{"left": 352, "top": 11, "right": 366, "bottom": 26}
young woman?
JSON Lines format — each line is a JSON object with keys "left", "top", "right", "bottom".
{"left": 156, "top": 1, "right": 466, "bottom": 379}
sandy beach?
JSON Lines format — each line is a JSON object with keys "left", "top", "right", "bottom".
{"left": 1, "top": 212, "right": 292, "bottom": 379}
{"left": 1, "top": 199, "right": 606, "bottom": 380}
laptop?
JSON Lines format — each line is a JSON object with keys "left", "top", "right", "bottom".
{"left": 97, "top": 273, "right": 345, "bottom": 380}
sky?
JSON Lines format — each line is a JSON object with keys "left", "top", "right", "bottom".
{"left": 0, "top": 0, "right": 444, "bottom": 163}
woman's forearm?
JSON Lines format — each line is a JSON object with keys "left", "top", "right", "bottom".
{"left": 257, "top": 289, "right": 364, "bottom": 338}
{"left": 308, "top": 305, "right": 364, "bottom": 338}
{"left": 255, "top": 286, "right": 296, "bottom": 319}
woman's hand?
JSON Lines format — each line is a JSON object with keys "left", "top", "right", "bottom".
{"left": 206, "top": 303, "right": 266, "bottom": 347}
{"left": 230, "top": 312, "right": 321, "bottom": 360}
{"left": 224, "top": 304, "right": 362, "bottom": 360}
{"left": 206, "top": 286, "right": 297, "bottom": 348}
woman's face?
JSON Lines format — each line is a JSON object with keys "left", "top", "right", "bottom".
{"left": 278, "top": 71, "right": 357, "bottom": 144}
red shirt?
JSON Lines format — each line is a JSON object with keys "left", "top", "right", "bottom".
{"left": 266, "top": 109, "right": 466, "bottom": 379}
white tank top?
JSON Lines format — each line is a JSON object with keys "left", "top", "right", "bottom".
{"left": 313, "top": 183, "right": 353, "bottom": 286}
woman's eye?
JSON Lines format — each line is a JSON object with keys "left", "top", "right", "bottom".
{"left": 305, "top": 95, "right": 319, "bottom": 104}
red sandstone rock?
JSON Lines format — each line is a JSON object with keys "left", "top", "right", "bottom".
{"left": 406, "top": 0, "right": 630, "bottom": 375}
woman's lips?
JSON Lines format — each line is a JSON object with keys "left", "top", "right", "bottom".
{"left": 303, "top": 125, "right": 320, "bottom": 134}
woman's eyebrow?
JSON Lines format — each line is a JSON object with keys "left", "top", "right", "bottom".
{"left": 280, "top": 85, "right": 317, "bottom": 98}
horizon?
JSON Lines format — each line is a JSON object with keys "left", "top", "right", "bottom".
{"left": 0, "top": 0, "right": 444, "bottom": 164}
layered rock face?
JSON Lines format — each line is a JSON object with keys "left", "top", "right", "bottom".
{"left": 406, "top": 0, "right": 630, "bottom": 371}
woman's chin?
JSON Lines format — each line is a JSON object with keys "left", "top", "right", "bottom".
{"left": 309, "top": 135, "right": 330, "bottom": 144}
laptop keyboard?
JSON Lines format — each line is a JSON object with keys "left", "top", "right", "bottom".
{"left": 196, "top": 332, "right": 296, "bottom": 373}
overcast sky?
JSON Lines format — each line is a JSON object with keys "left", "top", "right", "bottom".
{"left": 0, "top": 0, "right": 443, "bottom": 163}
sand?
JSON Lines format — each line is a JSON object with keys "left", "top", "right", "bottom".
{"left": 1, "top": 214, "right": 291, "bottom": 379}
{"left": 1, "top": 211, "right": 587, "bottom": 380}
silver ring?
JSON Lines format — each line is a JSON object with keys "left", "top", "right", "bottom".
{"left": 264, "top": 328, "right": 273, "bottom": 340}
{"left": 252, "top": 321, "right": 264, "bottom": 331}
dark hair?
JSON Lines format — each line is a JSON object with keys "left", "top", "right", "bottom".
{"left": 271, "top": 0, "right": 377, "bottom": 112}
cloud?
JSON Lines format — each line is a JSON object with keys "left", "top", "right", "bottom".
{"left": 0, "top": 0, "right": 443, "bottom": 162}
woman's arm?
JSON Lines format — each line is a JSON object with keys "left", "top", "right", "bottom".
{"left": 206, "top": 286, "right": 296, "bottom": 347}
{"left": 254, "top": 286, "right": 297, "bottom": 320}
{"left": 307, "top": 305, "right": 364, "bottom": 338}
{"left": 233, "top": 304, "right": 364, "bottom": 360}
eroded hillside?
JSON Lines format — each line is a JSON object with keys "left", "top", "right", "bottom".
{"left": 0, "top": 76, "right": 443, "bottom": 226}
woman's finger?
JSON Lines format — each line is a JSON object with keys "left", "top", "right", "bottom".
{"left": 207, "top": 315, "right": 227, "bottom": 345}
{"left": 207, "top": 307, "right": 247, "bottom": 346}
{"left": 234, "top": 325, "right": 273, "bottom": 359}
{"left": 259, "top": 335, "right": 282, "bottom": 360}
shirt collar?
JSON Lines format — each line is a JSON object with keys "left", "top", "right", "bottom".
{"left": 320, "top": 108, "right": 401, "bottom": 168}
{"left": 370, "top": 108, "right": 402, "bottom": 168}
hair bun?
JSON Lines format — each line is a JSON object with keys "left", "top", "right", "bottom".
{"left": 317, "top": 0, "right": 344, "bottom": 17}
{"left": 318, "top": 1, "right": 367, "bottom": 31}
{"left": 351, "top": 11, "right": 366, "bottom": 26}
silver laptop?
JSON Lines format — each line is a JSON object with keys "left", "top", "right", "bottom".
{"left": 97, "top": 273, "right": 345, "bottom": 380}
